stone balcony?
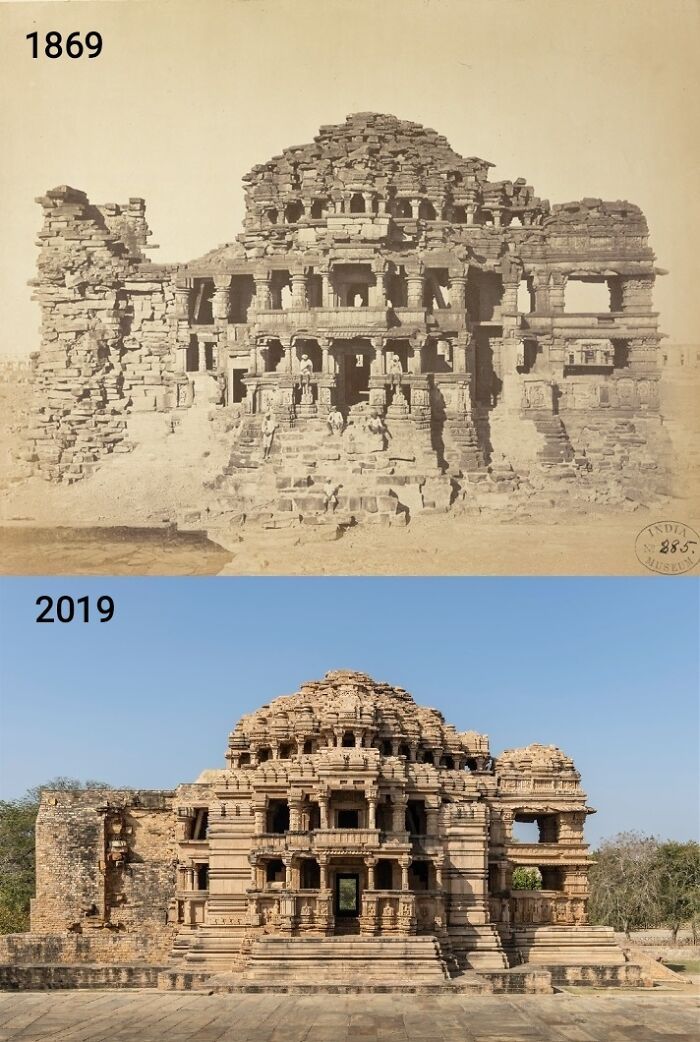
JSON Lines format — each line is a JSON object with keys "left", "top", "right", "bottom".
{"left": 248, "top": 306, "right": 429, "bottom": 338}
{"left": 506, "top": 842, "right": 589, "bottom": 865}
{"left": 515, "top": 311, "right": 659, "bottom": 339}
{"left": 253, "top": 829, "right": 416, "bottom": 856}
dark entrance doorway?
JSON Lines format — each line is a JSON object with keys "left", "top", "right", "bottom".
{"left": 335, "top": 873, "right": 360, "bottom": 918}
{"left": 338, "top": 347, "right": 370, "bottom": 407}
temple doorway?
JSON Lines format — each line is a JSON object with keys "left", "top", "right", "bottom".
{"left": 337, "top": 344, "right": 370, "bottom": 408}
{"left": 335, "top": 873, "right": 360, "bottom": 919}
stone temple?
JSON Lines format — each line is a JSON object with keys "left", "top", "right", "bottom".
{"left": 22, "top": 112, "right": 669, "bottom": 525}
{"left": 0, "top": 671, "right": 645, "bottom": 992}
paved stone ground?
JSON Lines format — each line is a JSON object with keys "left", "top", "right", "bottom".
{"left": 0, "top": 992, "right": 697, "bottom": 1042}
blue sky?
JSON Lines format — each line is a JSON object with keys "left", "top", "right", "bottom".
{"left": 0, "top": 578, "right": 697, "bottom": 847}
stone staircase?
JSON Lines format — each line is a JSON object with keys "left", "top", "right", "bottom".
{"left": 243, "top": 935, "right": 452, "bottom": 983}
{"left": 208, "top": 413, "right": 454, "bottom": 526}
{"left": 511, "top": 926, "right": 627, "bottom": 966}
{"left": 530, "top": 413, "right": 575, "bottom": 464}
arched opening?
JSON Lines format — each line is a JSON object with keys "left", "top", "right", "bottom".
{"left": 266, "top": 799, "right": 290, "bottom": 834}
{"left": 419, "top": 199, "right": 436, "bottom": 220}
{"left": 341, "top": 731, "right": 356, "bottom": 748}
{"left": 266, "top": 208, "right": 278, "bottom": 225}
{"left": 303, "top": 739, "right": 315, "bottom": 755}
{"left": 452, "top": 205, "right": 467, "bottom": 223}
{"left": 381, "top": 739, "right": 393, "bottom": 756}
{"left": 284, "top": 200, "right": 304, "bottom": 224}
{"left": 349, "top": 192, "right": 366, "bottom": 213}
{"left": 395, "top": 198, "right": 412, "bottom": 218}
{"left": 310, "top": 199, "right": 326, "bottom": 219}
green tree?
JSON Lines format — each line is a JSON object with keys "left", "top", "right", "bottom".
{"left": 657, "top": 841, "right": 700, "bottom": 943}
{"left": 511, "top": 866, "right": 542, "bottom": 890}
{"left": 588, "top": 831, "right": 662, "bottom": 937}
{"left": 0, "top": 778, "right": 110, "bottom": 934}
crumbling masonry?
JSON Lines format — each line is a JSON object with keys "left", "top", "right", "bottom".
{"left": 1, "top": 671, "right": 644, "bottom": 992}
{"left": 23, "top": 113, "right": 669, "bottom": 522}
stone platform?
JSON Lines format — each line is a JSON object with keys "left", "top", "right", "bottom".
{"left": 0, "top": 990, "right": 696, "bottom": 1042}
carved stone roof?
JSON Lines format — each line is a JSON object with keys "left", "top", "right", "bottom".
{"left": 494, "top": 744, "right": 577, "bottom": 773}
{"left": 228, "top": 670, "right": 487, "bottom": 756}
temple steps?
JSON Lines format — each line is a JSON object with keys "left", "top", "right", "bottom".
{"left": 511, "top": 926, "right": 627, "bottom": 966}
{"left": 243, "top": 935, "right": 452, "bottom": 983}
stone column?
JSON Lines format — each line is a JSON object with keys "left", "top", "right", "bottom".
{"left": 319, "top": 337, "right": 331, "bottom": 375}
{"left": 249, "top": 856, "right": 258, "bottom": 888}
{"left": 407, "top": 272, "right": 424, "bottom": 309}
{"left": 289, "top": 799, "right": 303, "bottom": 832}
{"left": 320, "top": 270, "right": 332, "bottom": 308}
{"left": 549, "top": 273, "right": 566, "bottom": 312}
{"left": 212, "top": 276, "right": 231, "bottom": 321}
{"left": 449, "top": 273, "right": 467, "bottom": 310}
{"left": 400, "top": 857, "right": 411, "bottom": 891}
{"left": 392, "top": 796, "right": 407, "bottom": 833}
{"left": 367, "top": 795, "right": 377, "bottom": 829}
{"left": 319, "top": 855, "right": 329, "bottom": 891}
{"left": 197, "top": 339, "right": 206, "bottom": 372}
{"left": 366, "top": 856, "right": 377, "bottom": 890}
{"left": 253, "top": 271, "right": 272, "bottom": 311}
{"left": 283, "top": 856, "right": 293, "bottom": 889}
{"left": 291, "top": 269, "right": 307, "bottom": 309}
{"left": 319, "top": 795, "right": 329, "bottom": 830}
{"left": 174, "top": 283, "right": 191, "bottom": 320}
{"left": 410, "top": 198, "right": 421, "bottom": 219}
{"left": 253, "top": 804, "right": 266, "bottom": 835}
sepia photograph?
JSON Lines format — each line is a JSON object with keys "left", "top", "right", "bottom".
{"left": 0, "top": 0, "right": 698, "bottom": 574}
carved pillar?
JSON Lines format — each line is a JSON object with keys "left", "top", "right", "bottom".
{"left": 289, "top": 799, "right": 302, "bottom": 832}
{"left": 449, "top": 273, "right": 467, "bottom": 310}
{"left": 319, "top": 336, "right": 331, "bottom": 375}
{"left": 410, "top": 198, "right": 421, "bottom": 219}
{"left": 249, "top": 855, "right": 258, "bottom": 888}
{"left": 174, "top": 283, "right": 191, "bottom": 320}
{"left": 197, "top": 339, "right": 206, "bottom": 372}
{"left": 320, "top": 269, "right": 332, "bottom": 308}
{"left": 407, "top": 272, "right": 424, "bottom": 309}
{"left": 319, "top": 795, "right": 329, "bottom": 830}
{"left": 392, "top": 796, "right": 407, "bottom": 833}
{"left": 291, "top": 269, "right": 307, "bottom": 309}
{"left": 400, "top": 857, "right": 411, "bottom": 891}
{"left": 212, "top": 276, "right": 231, "bottom": 321}
{"left": 253, "top": 271, "right": 272, "bottom": 311}
{"left": 319, "top": 855, "right": 329, "bottom": 891}
{"left": 366, "top": 856, "right": 377, "bottom": 890}
{"left": 367, "top": 796, "right": 377, "bottom": 830}
{"left": 549, "top": 273, "right": 566, "bottom": 312}
{"left": 283, "top": 856, "right": 293, "bottom": 889}
{"left": 254, "top": 804, "right": 266, "bottom": 835}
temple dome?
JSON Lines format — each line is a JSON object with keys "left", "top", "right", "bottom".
{"left": 227, "top": 670, "right": 489, "bottom": 762}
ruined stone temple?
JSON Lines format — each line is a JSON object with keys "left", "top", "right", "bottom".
{"left": 1, "top": 671, "right": 643, "bottom": 991}
{"left": 24, "top": 112, "right": 667, "bottom": 523}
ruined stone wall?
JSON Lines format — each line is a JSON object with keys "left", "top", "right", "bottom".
{"left": 24, "top": 187, "right": 174, "bottom": 482}
{"left": 30, "top": 789, "right": 177, "bottom": 963}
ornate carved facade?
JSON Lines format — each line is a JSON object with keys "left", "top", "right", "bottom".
{"left": 23, "top": 671, "right": 638, "bottom": 986}
{"left": 24, "top": 113, "right": 668, "bottom": 520}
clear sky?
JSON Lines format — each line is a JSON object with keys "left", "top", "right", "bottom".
{"left": 0, "top": 576, "right": 697, "bottom": 847}
{"left": 0, "top": 0, "right": 699, "bottom": 357}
